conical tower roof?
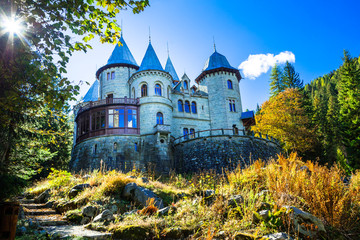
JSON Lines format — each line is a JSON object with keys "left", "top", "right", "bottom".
{"left": 83, "top": 80, "right": 99, "bottom": 102}
{"left": 107, "top": 36, "right": 138, "bottom": 66}
{"left": 202, "top": 50, "right": 237, "bottom": 71}
{"left": 138, "top": 43, "right": 164, "bottom": 72}
{"left": 165, "top": 56, "right": 179, "bottom": 81}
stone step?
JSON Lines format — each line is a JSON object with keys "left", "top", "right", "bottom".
{"left": 22, "top": 203, "right": 49, "bottom": 209}
{"left": 21, "top": 199, "right": 35, "bottom": 204}
{"left": 24, "top": 209, "right": 57, "bottom": 215}
{"left": 38, "top": 220, "right": 68, "bottom": 226}
{"left": 43, "top": 225, "right": 112, "bottom": 239}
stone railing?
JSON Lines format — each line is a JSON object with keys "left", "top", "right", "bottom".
{"left": 171, "top": 128, "right": 279, "bottom": 145}
{"left": 154, "top": 124, "right": 171, "bottom": 133}
{"left": 77, "top": 97, "right": 140, "bottom": 114}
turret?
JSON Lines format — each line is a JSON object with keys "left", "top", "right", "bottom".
{"left": 195, "top": 49, "right": 243, "bottom": 130}
{"left": 95, "top": 35, "right": 139, "bottom": 99}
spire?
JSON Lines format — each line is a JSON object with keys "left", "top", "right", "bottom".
{"left": 138, "top": 42, "right": 164, "bottom": 72}
{"left": 106, "top": 35, "right": 138, "bottom": 67}
{"left": 165, "top": 56, "right": 179, "bottom": 81}
{"left": 120, "top": 19, "right": 123, "bottom": 37}
{"left": 213, "top": 36, "right": 216, "bottom": 52}
{"left": 202, "top": 51, "right": 237, "bottom": 72}
{"left": 83, "top": 80, "right": 99, "bottom": 102}
{"left": 149, "top": 26, "right": 151, "bottom": 43}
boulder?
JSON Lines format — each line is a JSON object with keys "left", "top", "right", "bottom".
{"left": 122, "top": 182, "right": 164, "bottom": 209}
{"left": 257, "top": 202, "right": 271, "bottom": 211}
{"left": 65, "top": 210, "right": 83, "bottom": 224}
{"left": 80, "top": 216, "right": 91, "bottom": 225}
{"left": 71, "top": 183, "right": 91, "bottom": 191}
{"left": 55, "top": 200, "right": 77, "bottom": 213}
{"left": 68, "top": 189, "right": 81, "bottom": 199}
{"left": 34, "top": 189, "right": 51, "bottom": 203}
{"left": 93, "top": 209, "right": 115, "bottom": 223}
{"left": 253, "top": 209, "right": 270, "bottom": 223}
{"left": 284, "top": 206, "right": 325, "bottom": 238}
{"left": 228, "top": 195, "right": 244, "bottom": 208}
{"left": 262, "top": 232, "right": 293, "bottom": 240}
{"left": 82, "top": 205, "right": 98, "bottom": 218}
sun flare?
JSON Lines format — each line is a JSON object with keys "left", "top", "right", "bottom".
{"left": 2, "top": 16, "right": 23, "bottom": 36}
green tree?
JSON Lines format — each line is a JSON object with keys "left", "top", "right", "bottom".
{"left": 269, "top": 63, "right": 284, "bottom": 97}
{"left": 282, "top": 61, "right": 303, "bottom": 89}
{"left": 338, "top": 51, "right": 360, "bottom": 168}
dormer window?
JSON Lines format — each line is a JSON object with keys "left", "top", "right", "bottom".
{"left": 184, "top": 81, "right": 188, "bottom": 90}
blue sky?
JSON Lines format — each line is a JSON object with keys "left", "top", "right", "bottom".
{"left": 67, "top": 0, "right": 360, "bottom": 111}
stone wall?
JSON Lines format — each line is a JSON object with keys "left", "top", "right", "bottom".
{"left": 173, "top": 135, "right": 281, "bottom": 173}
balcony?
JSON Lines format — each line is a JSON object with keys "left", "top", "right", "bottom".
{"left": 77, "top": 97, "right": 140, "bottom": 115}
{"left": 154, "top": 124, "right": 171, "bottom": 133}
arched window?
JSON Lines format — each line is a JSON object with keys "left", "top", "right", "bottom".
{"left": 155, "top": 84, "right": 162, "bottom": 96}
{"left": 141, "top": 84, "right": 147, "bottom": 97}
{"left": 178, "top": 100, "right": 184, "bottom": 112}
{"left": 190, "top": 128, "right": 195, "bottom": 139}
{"left": 184, "top": 80, "right": 188, "bottom": 89}
{"left": 167, "top": 87, "right": 170, "bottom": 99}
{"left": 132, "top": 87, "right": 135, "bottom": 98}
{"left": 191, "top": 102, "right": 197, "bottom": 114}
{"left": 185, "top": 101, "right": 190, "bottom": 113}
{"left": 156, "top": 112, "right": 164, "bottom": 125}
{"left": 183, "top": 128, "right": 189, "bottom": 140}
{"left": 232, "top": 100, "right": 236, "bottom": 112}
{"left": 229, "top": 100, "right": 233, "bottom": 112}
{"left": 227, "top": 80, "right": 233, "bottom": 89}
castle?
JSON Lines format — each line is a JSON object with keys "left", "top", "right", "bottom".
{"left": 70, "top": 35, "right": 280, "bottom": 173}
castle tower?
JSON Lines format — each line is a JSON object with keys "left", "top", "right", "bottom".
{"left": 96, "top": 35, "right": 139, "bottom": 99}
{"left": 195, "top": 49, "right": 243, "bottom": 130}
{"left": 165, "top": 55, "right": 180, "bottom": 86}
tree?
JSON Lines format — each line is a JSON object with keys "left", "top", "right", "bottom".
{"left": 282, "top": 61, "right": 303, "bottom": 89}
{"left": 252, "top": 88, "right": 316, "bottom": 155}
{"left": 338, "top": 51, "right": 360, "bottom": 168}
{"left": 269, "top": 63, "right": 284, "bottom": 97}
{"left": 0, "top": 0, "right": 149, "bottom": 198}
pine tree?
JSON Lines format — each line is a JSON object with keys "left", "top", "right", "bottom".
{"left": 338, "top": 51, "right": 360, "bottom": 168}
{"left": 269, "top": 64, "right": 284, "bottom": 97}
{"left": 282, "top": 61, "right": 303, "bottom": 89}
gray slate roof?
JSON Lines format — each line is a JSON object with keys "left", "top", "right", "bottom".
{"left": 83, "top": 80, "right": 99, "bottom": 102}
{"left": 138, "top": 43, "right": 164, "bottom": 72}
{"left": 165, "top": 56, "right": 179, "bottom": 81}
{"left": 203, "top": 51, "right": 237, "bottom": 71}
{"left": 107, "top": 36, "right": 138, "bottom": 67}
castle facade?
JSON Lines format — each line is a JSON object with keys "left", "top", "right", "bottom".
{"left": 70, "top": 36, "right": 279, "bottom": 173}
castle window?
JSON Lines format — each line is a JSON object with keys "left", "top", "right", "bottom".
{"left": 191, "top": 102, "right": 197, "bottom": 114}
{"left": 185, "top": 101, "right": 190, "bottom": 113}
{"left": 114, "top": 142, "right": 118, "bottom": 151}
{"left": 94, "top": 110, "right": 106, "bottom": 129}
{"left": 178, "top": 100, "right": 184, "bottom": 112}
{"left": 190, "top": 128, "right": 195, "bottom": 139}
{"left": 132, "top": 87, "right": 135, "bottom": 98}
{"left": 184, "top": 80, "right": 188, "bottom": 89}
{"left": 127, "top": 109, "right": 137, "bottom": 128}
{"left": 107, "top": 93, "right": 113, "bottom": 98}
{"left": 108, "top": 109, "right": 125, "bottom": 128}
{"left": 107, "top": 72, "right": 110, "bottom": 80}
{"left": 156, "top": 112, "right": 164, "bottom": 125}
{"left": 111, "top": 71, "right": 115, "bottom": 80}
{"left": 141, "top": 84, "right": 147, "bottom": 97}
{"left": 229, "top": 100, "right": 233, "bottom": 112}
{"left": 183, "top": 128, "right": 189, "bottom": 140}
{"left": 155, "top": 84, "right": 162, "bottom": 96}
{"left": 227, "top": 80, "right": 233, "bottom": 89}
{"left": 191, "top": 88, "right": 195, "bottom": 94}
{"left": 232, "top": 100, "right": 236, "bottom": 112}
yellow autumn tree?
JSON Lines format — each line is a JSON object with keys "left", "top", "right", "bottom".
{"left": 252, "top": 88, "right": 315, "bottom": 154}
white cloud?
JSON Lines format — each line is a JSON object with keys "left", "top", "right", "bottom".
{"left": 238, "top": 51, "right": 295, "bottom": 79}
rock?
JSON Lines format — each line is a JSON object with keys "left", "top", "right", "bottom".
{"left": 112, "top": 225, "right": 150, "bottom": 239}
{"left": 44, "top": 201, "right": 54, "bottom": 208}
{"left": 204, "top": 189, "right": 215, "bottom": 197}
{"left": 234, "top": 232, "right": 256, "bottom": 240}
{"left": 34, "top": 189, "right": 51, "bottom": 203}
{"left": 228, "top": 195, "right": 244, "bottom": 208}
{"left": 253, "top": 209, "right": 270, "bottom": 223}
{"left": 284, "top": 206, "right": 325, "bottom": 238}
{"left": 109, "top": 204, "right": 118, "bottom": 214}
{"left": 257, "top": 202, "right": 271, "bottom": 211}
{"left": 68, "top": 189, "right": 81, "bottom": 199}
{"left": 55, "top": 200, "right": 77, "bottom": 213}
{"left": 122, "top": 182, "right": 138, "bottom": 198}
{"left": 158, "top": 206, "right": 170, "bottom": 216}
{"left": 65, "top": 210, "right": 83, "bottom": 224}
{"left": 262, "top": 232, "right": 293, "bottom": 240}
{"left": 122, "top": 182, "right": 164, "bottom": 209}
{"left": 93, "top": 210, "right": 115, "bottom": 223}
{"left": 141, "top": 177, "right": 149, "bottom": 183}
{"left": 80, "top": 216, "right": 91, "bottom": 225}
{"left": 71, "top": 183, "right": 91, "bottom": 191}
{"left": 82, "top": 205, "right": 98, "bottom": 218}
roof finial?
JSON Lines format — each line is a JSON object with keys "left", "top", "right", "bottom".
{"left": 121, "top": 19, "right": 123, "bottom": 37}
{"left": 213, "top": 36, "right": 216, "bottom": 52}
{"left": 167, "top": 42, "right": 169, "bottom": 57}
{"left": 149, "top": 26, "right": 151, "bottom": 43}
